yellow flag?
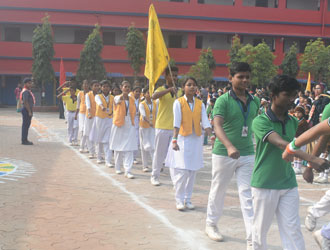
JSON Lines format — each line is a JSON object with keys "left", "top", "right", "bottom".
{"left": 306, "top": 72, "right": 311, "bottom": 92}
{"left": 144, "top": 4, "right": 170, "bottom": 95}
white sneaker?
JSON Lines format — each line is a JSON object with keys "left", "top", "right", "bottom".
{"left": 79, "top": 148, "right": 84, "bottom": 153}
{"left": 313, "top": 229, "right": 330, "bottom": 250}
{"left": 305, "top": 206, "right": 317, "bottom": 231}
{"left": 143, "top": 167, "right": 150, "bottom": 172}
{"left": 97, "top": 159, "right": 104, "bottom": 164}
{"left": 89, "top": 154, "right": 96, "bottom": 159}
{"left": 115, "top": 170, "right": 122, "bottom": 175}
{"left": 294, "top": 167, "right": 302, "bottom": 175}
{"left": 185, "top": 202, "right": 195, "bottom": 210}
{"left": 125, "top": 172, "right": 134, "bottom": 179}
{"left": 316, "top": 176, "right": 328, "bottom": 184}
{"left": 105, "top": 162, "right": 114, "bottom": 168}
{"left": 247, "top": 241, "right": 253, "bottom": 250}
{"left": 150, "top": 177, "right": 160, "bottom": 186}
{"left": 176, "top": 202, "right": 185, "bottom": 211}
{"left": 133, "top": 160, "right": 138, "bottom": 164}
{"left": 205, "top": 224, "right": 224, "bottom": 242}
{"left": 69, "top": 142, "right": 74, "bottom": 146}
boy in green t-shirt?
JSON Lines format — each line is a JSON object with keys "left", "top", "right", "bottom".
{"left": 251, "top": 75, "right": 322, "bottom": 250}
{"left": 205, "top": 62, "right": 260, "bottom": 248}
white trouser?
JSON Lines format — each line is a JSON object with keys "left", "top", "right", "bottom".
{"left": 170, "top": 168, "right": 196, "bottom": 204}
{"left": 310, "top": 189, "right": 330, "bottom": 218}
{"left": 151, "top": 129, "right": 172, "bottom": 179}
{"left": 67, "top": 111, "right": 78, "bottom": 143}
{"left": 134, "top": 116, "right": 140, "bottom": 159}
{"left": 252, "top": 187, "right": 305, "bottom": 250}
{"left": 78, "top": 113, "right": 87, "bottom": 150}
{"left": 141, "top": 149, "right": 154, "bottom": 168}
{"left": 206, "top": 154, "right": 254, "bottom": 242}
{"left": 97, "top": 143, "right": 112, "bottom": 164}
{"left": 114, "top": 151, "right": 133, "bottom": 173}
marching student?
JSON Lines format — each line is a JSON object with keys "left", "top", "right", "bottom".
{"left": 139, "top": 87, "right": 158, "bottom": 172}
{"left": 250, "top": 75, "right": 325, "bottom": 250}
{"left": 131, "top": 86, "right": 142, "bottom": 164}
{"left": 205, "top": 63, "right": 260, "bottom": 248}
{"left": 76, "top": 80, "right": 90, "bottom": 153}
{"left": 166, "top": 77, "right": 212, "bottom": 211}
{"left": 85, "top": 80, "right": 100, "bottom": 159}
{"left": 111, "top": 83, "right": 122, "bottom": 96}
{"left": 57, "top": 86, "right": 79, "bottom": 145}
{"left": 151, "top": 66, "right": 183, "bottom": 186}
{"left": 109, "top": 81, "right": 137, "bottom": 179}
{"left": 90, "top": 80, "right": 114, "bottom": 167}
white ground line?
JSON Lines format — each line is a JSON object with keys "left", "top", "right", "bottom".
{"left": 35, "top": 118, "right": 210, "bottom": 250}
{"left": 0, "top": 177, "right": 18, "bottom": 181}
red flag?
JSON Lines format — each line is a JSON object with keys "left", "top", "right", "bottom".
{"left": 59, "top": 57, "right": 66, "bottom": 86}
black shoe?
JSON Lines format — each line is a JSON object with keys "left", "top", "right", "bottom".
{"left": 22, "top": 141, "right": 33, "bottom": 145}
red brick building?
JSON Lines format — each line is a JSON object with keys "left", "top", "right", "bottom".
{"left": 0, "top": 0, "right": 329, "bottom": 105}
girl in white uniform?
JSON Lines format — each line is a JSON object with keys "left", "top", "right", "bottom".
{"left": 109, "top": 81, "right": 137, "bottom": 179}
{"left": 166, "top": 77, "right": 212, "bottom": 211}
{"left": 84, "top": 81, "right": 100, "bottom": 159}
{"left": 139, "top": 87, "right": 158, "bottom": 172}
{"left": 90, "top": 80, "right": 114, "bottom": 167}
{"left": 76, "top": 80, "right": 89, "bottom": 153}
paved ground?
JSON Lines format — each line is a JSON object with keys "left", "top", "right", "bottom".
{"left": 0, "top": 107, "right": 330, "bottom": 250}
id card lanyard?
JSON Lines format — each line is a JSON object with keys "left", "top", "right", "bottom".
{"left": 125, "top": 99, "right": 129, "bottom": 116}
{"left": 236, "top": 100, "right": 250, "bottom": 137}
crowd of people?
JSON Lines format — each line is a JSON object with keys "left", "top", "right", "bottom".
{"left": 18, "top": 62, "right": 330, "bottom": 250}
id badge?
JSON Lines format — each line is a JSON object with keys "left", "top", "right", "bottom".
{"left": 241, "top": 126, "right": 248, "bottom": 137}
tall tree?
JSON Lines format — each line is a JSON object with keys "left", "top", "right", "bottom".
{"left": 300, "top": 38, "right": 330, "bottom": 83}
{"left": 188, "top": 48, "right": 216, "bottom": 87}
{"left": 280, "top": 43, "right": 299, "bottom": 78}
{"left": 32, "top": 14, "right": 55, "bottom": 89}
{"left": 236, "top": 41, "right": 277, "bottom": 87}
{"left": 76, "top": 25, "right": 106, "bottom": 82}
{"left": 125, "top": 25, "right": 146, "bottom": 79}
{"left": 227, "top": 34, "right": 242, "bottom": 69}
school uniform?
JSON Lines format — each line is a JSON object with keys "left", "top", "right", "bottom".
{"left": 133, "top": 96, "right": 141, "bottom": 160}
{"left": 151, "top": 86, "right": 183, "bottom": 183}
{"left": 165, "top": 96, "right": 211, "bottom": 205}
{"left": 89, "top": 93, "right": 114, "bottom": 164}
{"left": 206, "top": 90, "right": 260, "bottom": 244}
{"left": 84, "top": 91, "right": 97, "bottom": 156}
{"left": 139, "top": 100, "right": 157, "bottom": 170}
{"left": 251, "top": 109, "right": 305, "bottom": 250}
{"left": 109, "top": 95, "right": 137, "bottom": 175}
{"left": 77, "top": 91, "right": 88, "bottom": 151}
{"left": 62, "top": 95, "right": 78, "bottom": 144}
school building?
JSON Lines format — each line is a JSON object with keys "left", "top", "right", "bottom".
{"left": 0, "top": 0, "right": 329, "bottom": 105}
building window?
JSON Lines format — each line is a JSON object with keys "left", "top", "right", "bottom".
{"left": 242, "top": 35, "right": 275, "bottom": 51}
{"left": 198, "top": 0, "right": 234, "bottom": 5}
{"left": 169, "top": 35, "right": 183, "bottom": 48}
{"left": 103, "top": 32, "right": 116, "bottom": 45}
{"left": 286, "top": 0, "right": 319, "bottom": 11}
{"left": 196, "top": 36, "right": 203, "bottom": 49}
{"left": 74, "top": 30, "right": 90, "bottom": 44}
{"left": 243, "top": 0, "right": 278, "bottom": 8}
{"left": 4, "top": 27, "right": 21, "bottom": 42}
{"left": 283, "top": 38, "right": 309, "bottom": 53}
{"left": 328, "top": 0, "right": 330, "bottom": 11}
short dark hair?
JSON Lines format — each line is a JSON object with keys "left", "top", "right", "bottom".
{"left": 165, "top": 66, "right": 178, "bottom": 76}
{"left": 142, "top": 86, "right": 149, "bottom": 94}
{"left": 133, "top": 85, "right": 142, "bottom": 91}
{"left": 229, "top": 62, "right": 251, "bottom": 76}
{"left": 23, "top": 78, "right": 32, "bottom": 84}
{"left": 91, "top": 80, "right": 99, "bottom": 85}
{"left": 121, "top": 80, "right": 131, "bottom": 87}
{"left": 268, "top": 75, "right": 300, "bottom": 97}
{"left": 112, "top": 82, "right": 120, "bottom": 90}
{"left": 182, "top": 77, "right": 197, "bottom": 87}
{"left": 100, "top": 80, "right": 110, "bottom": 87}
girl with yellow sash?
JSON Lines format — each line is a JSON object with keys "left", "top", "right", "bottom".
{"left": 166, "top": 77, "right": 212, "bottom": 211}
{"left": 90, "top": 80, "right": 114, "bottom": 167}
{"left": 139, "top": 87, "right": 158, "bottom": 172}
{"left": 109, "top": 81, "right": 137, "bottom": 179}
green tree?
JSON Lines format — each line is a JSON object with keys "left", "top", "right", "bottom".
{"left": 76, "top": 25, "right": 106, "bottom": 82}
{"left": 300, "top": 38, "right": 330, "bottom": 83}
{"left": 235, "top": 41, "right": 277, "bottom": 87}
{"left": 188, "top": 48, "right": 216, "bottom": 87}
{"left": 227, "top": 34, "right": 242, "bottom": 68}
{"left": 32, "top": 14, "right": 55, "bottom": 89}
{"left": 125, "top": 25, "right": 146, "bottom": 79}
{"left": 280, "top": 43, "right": 299, "bottom": 77}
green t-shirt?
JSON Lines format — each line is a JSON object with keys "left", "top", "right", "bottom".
{"left": 251, "top": 110, "right": 298, "bottom": 189}
{"left": 212, "top": 90, "right": 260, "bottom": 156}
{"left": 322, "top": 103, "right": 330, "bottom": 121}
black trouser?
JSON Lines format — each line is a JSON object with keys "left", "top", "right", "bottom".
{"left": 59, "top": 99, "right": 65, "bottom": 119}
{"left": 21, "top": 107, "right": 32, "bottom": 143}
